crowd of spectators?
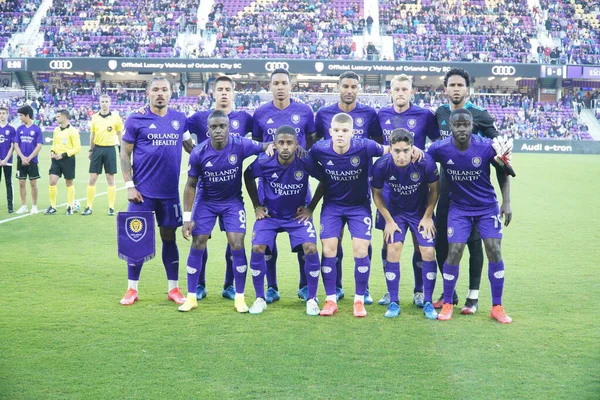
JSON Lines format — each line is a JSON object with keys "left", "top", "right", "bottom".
{"left": 0, "top": 0, "right": 41, "bottom": 53}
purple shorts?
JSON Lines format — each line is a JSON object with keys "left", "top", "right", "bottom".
{"left": 128, "top": 196, "right": 182, "bottom": 228}
{"left": 375, "top": 190, "right": 390, "bottom": 230}
{"left": 320, "top": 203, "right": 372, "bottom": 241}
{"left": 252, "top": 217, "right": 317, "bottom": 252}
{"left": 193, "top": 197, "right": 226, "bottom": 232}
{"left": 192, "top": 200, "right": 246, "bottom": 236}
{"left": 447, "top": 204, "right": 503, "bottom": 243}
{"left": 386, "top": 214, "right": 435, "bottom": 247}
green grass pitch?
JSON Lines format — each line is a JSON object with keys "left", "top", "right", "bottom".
{"left": 0, "top": 148, "right": 598, "bottom": 399}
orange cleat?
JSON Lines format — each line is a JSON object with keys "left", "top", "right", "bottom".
{"left": 437, "top": 303, "right": 454, "bottom": 321}
{"left": 168, "top": 288, "right": 186, "bottom": 304}
{"left": 120, "top": 288, "right": 138, "bottom": 305}
{"left": 319, "top": 300, "right": 338, "bottom": 316}
{"left": 490, "top": 305, "right": 512, "bottom": 324}
{"left": 353, "top": 300, "right": 367, "bottom": 318}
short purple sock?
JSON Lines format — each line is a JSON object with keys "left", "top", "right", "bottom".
{"left": 162, "top": 239, "right": 179, "bottom": 281}
{"left": 422, "top": 260, "right": 437, "bottom": 303}
{"left": 231, "top": 248, "right": 248, "bottom": 294}
{"left": 354, "top": 256, "right": 371, "bottom": 296}
{"left": 321, "top": 256, "right": 337, "bottom": 296}
{"left": 265, "top": 244, "right": 278, "bottom": 288}
{"left": 384, "top": 261, "right": 400, "bottom": 303}
{"left": 127, "top": 262, "right": 143, "bottom": 281}
{"left": 250, "top": 251, "right": 266, "bottom": 299}
{"left": 304, "top": 252, "right": 320, "bottom": 299}
{"left": 442, "top": 262, "right": 459, "bottom": 304}
{"left": 488, "top": 260, "right": 505, "bottom": 305}
{"left": 186, "top": 248, "right": 205, "bottom": 294}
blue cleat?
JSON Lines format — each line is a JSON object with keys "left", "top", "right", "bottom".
{"left": 336, "top": 286, "right": 345, "bottom": 301}
{"left": 196, "top": 284, "right": 208, "bottom": 301}
{"left": 384, "top": 302, "right": 401, "bottom": 318}
{"left": 364, "top": 289, "right": 374, "bottom": 305}
{"left": 265, "top": 287, "right": 280, "bottom": 304}
{"left": 378, "top": 292, "right": 391, "bottom": 306}
{"left": 297, "top": 285, "right": 308, "bottom": 302}
{"left": 222, "top": 285, "right": 235, "bottom": 300}
{"left": 423, "top": 302, "right": 438, "bottom": 320}
{"left": 413, "top": 292, "right": 425, "bottom": 308}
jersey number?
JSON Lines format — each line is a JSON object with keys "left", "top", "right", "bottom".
{"left": 364, "top": 217, "right": 372, "bottom": 237}
{"left": 173, "top": 204, "right": 182, "bottom": 221}
{"left": 239, "top": 210, "right": 246, "bottom": 229}
{"left": 490, "top": 214, "right": 503, "bottom": 233}
{"left": 304, "top": 221, "right": 316, "bottom": 238}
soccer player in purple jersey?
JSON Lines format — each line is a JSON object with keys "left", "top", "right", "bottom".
{"left": 178, "top": 110, "right": 273, "bottom": 313}
{"left": 376, "top": 74, "right": 440, "bottom": 308}
{"left": 371, "top": 129, "right": 440, "bottom": 319}
{"left": 0, "top": 106, "right": 16, "bottom": 213}
{"left": 119, "top": 77, "right": 193, "bottom": 306}
{"left": 252, "top": 68, "right": 316, "bottom": 303}
{"left": 243, "top": 126, "right": 322, "bottom": 315}
{"left": 13, "top": 105, "right": 43, "bottom": 214}
{"left": 313, "top": 71, "right": 383, "bottom": 303}
{"left": 187, "top": 75, "right": 254, "bottom": 302}
{"left": 427, "top": 108, "right": 513, "bottom": 323}
{"left": 309, "top": 113, "right": 389, "bottom": 318}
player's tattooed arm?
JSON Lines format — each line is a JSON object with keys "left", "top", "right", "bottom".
{"left": 372, "top": 186, "right": 402, "bottom": 244}
{"left": 243, "top": 167, "right": 269, "bottom": 219}
{"left": 120, "top": 143, "right": 143, "bottom": 203}
{"left": 498, "top": 174, "right": 512, "bottom": 227}
{"left": 307, "top": 181, "right": 325, "bottom": 212}
{"left": 182, "top": 175, "right": 199, "bottom": 240}
{"left": 418, "top": 181, "right": 440, "bottom": 239}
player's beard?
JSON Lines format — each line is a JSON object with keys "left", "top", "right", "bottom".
{"left": 450, "top": 95, "right": 466, "bottom": 106}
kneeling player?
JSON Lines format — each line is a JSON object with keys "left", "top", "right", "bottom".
{"left": 427, "top": 108, "right": 513, "bottom": 323}
{"left": 179, "top": 110, "right": 272, "bottom": 313}
{"left": 371, "top": 129, "right": 440, "bottom": 319}
{"left": 244, "top": 126, "right": 322, "bottom": 315}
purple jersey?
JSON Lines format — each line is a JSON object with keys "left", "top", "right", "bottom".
{"left": 371, "top": 153, "right": 439, "bottom": 219}
{"left": 378, "top": 103, "right": 440, "bottom": 147}
{"left": 247, "top": 152, "right": 320, "bottom": 219}
{"left": 14, "top": 124, "right": 43, "bottom": 163}
{"left": 252, "top": 99, "right": 315, "bottom": 148}
{"left": 315, "top": 102, "right": 382, "bottom": 140}
{"left": 188, "top": 136, "right": 263, "bottom": 202}
{"left": 0, "top": 124, "right": 16, "bottom": 164}
{"left": 427, "top": 136, "right": 498, "bottom": 212}
{"left": 309, "top": 138, "right": 384, "bottom": 207}
{"left": 122, "top": 108, "right": 189, "bottom": 199}
{"left": 188, "top": 109, "right": 253, "bottom": 141}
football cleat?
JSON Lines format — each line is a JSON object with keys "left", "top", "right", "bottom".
{"left": 44, "top": 206, "right": 57, "bottom": 215}
{"left": 178, "top": 294, "right": 198, "bottom": 312}
{"left": 167, "top": 287, "right": 186, "bottom": 304}
{"left": 432, "top": 291, "right": 459, "bottom": 309}
{"left": 265, "top": 287, "right": 280, "bottom": 304}
{"left": 297, "top": 285, "right": 309, "bottom": 302}
{"left": 423, "top": 302, "right": 438, "bottom": 320}
{"left": 320, "top": 300, "right": 338, "bottom": 316}
{"left": 378, "top": 292, "right": 391, "bottom": 306}
{"left": 30, "top": 205, "right": 38, "bottom": 214}
{"left": 490, "top": 305, "right": 512, "bottom": 324}
{"left": 336, "top": 286, "right": 345, "bottom": 301}
{"left": 413, "top": 292, "right": 425, "bottom": 308}
{"left": 120, "top": 288, "right": 138, "bottom": 305}
{"left": 8, "top": 208, "right": 14, "bottom": 214}
{"left": 353, "top": 300, "right": 367, "bottom": 318}
{"left": 15, "top": 205, "right": 28, "bottom": 214}
{"left": 249, "top": 298, "right": 267, "bottom": 314}
{"left": 437, "top": 303, "right": 454, "bottom": 321}
{"left": 81, "top": 207, "right": 92, "bottom": 216}
{"left": 384, "top": 302, "right": 401, "bottom": 318}
{"left": 306, "top": 299, "right": 320, "bottom": 316}
{"left": 108, "top": 208, "right": 115, "bottom": 216}
{"left": 196, "top": 284, "right": 207, "bottom": 301}
{"left": 461, "top": 298, "right": 479, "bottom": 315}
{"left": 234, "top": 295, "right": 249, "bottom": 313}
{"left": 364, "top": 289, "right": 374, "bottom": 305}
{"left": 222, "top": 285, "right": 236, "bottom": 300}
{"left": 65, "top": 206, "right": 73, "bottom": 216}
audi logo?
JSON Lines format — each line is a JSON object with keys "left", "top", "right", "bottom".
{"left": 265, "top": 62, "right": 289, "bottom": 72}
{"left": 491, "top": 66, "right": 516, "bottom": 76}
{"left": 49, "top": 60, "right": 73, "bottom": 70}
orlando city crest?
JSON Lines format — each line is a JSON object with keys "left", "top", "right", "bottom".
{"left": 294, "top": 170, "right": 304, "bottom": 181}
{"left": 291, "top": 114, "right": 301, "bottom": 125}
{"left": 231, "top": 120, "right": 240, "bottom": 129}
{"left": 229, "top": 154, "right": 238, "bottom": 165}
{"left": 355, "top": 117, "right": 364, "bottom": 127}
{"left": 171, "top": 120, "right": 180, "bottom": 130}
{"left": 408, "top": 119, "right": 417, "bottom": 128}
{"left": 126, "top": 217, "right": 147, "bottom": 242}
{"left": 472, "top": 157, "right": 482, "bottom": 167}
{"left": 410, "top": 172, "right": 420, "bottom": 182}
{"left": 350, "top": 156, "right": 360, "bottom": 167}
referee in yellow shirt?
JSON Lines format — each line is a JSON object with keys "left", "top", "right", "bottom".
{"left": 44, "top": 109, "right": 81, "bottom": 215}
{"left": 82, "top": 94, "right": 123, "bottom": 216}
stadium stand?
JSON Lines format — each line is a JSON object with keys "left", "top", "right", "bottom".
{"left": 0, "top": 0, "right": 42, "bottom": 53}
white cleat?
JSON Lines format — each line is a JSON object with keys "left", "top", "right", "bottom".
{"left": 15, "top": 205, "right": 28, "bottom": 214}
{"left": 249, "top": 298, "right": 267, "bottom": 314}
{"left": 306, "top": 299, "right": 320, "bottom": 316}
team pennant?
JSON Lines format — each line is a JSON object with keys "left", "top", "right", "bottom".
{"left": 117, "top": 211, "right": 156, "bottom": 263}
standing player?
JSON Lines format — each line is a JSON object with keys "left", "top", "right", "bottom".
{"left": 371, "top": 128, "right": 440, "bottom": 319}
{"left": 13, "top": 105, "right": 43, "bottom": 214}
{"left": 44, "top": 110, "right": 81, "bottom": 215}
{"left": 82, "top": 94, "right": 123, "bottom": 216}
{"left": 178, "top": 110, "right": 273, "bottom": 313}
{"left": 187, "top": 75, "right": 254, "bottom": 301}
{"left": 0, "top": 106, "right": 16, "bottom": 213}
{"left": 309, "top": 113, "right": 388, "bottom": 318}
{"left": 314, "top": 71, "right": 383, "bottom": 303}
{"left": 434, "top": 68, "right": 509, "bottom": 314}
{"left": 427, "top": 108, "right": 512, "bottom": 323}
{"left": 377, "top": 74, "right": 440, "bottom": 308}
{"left": 119, "top": 77, "right": 192, "bottom": 306}
{"left": 244, "top": 126, "right": 322, "bottom": 315}
{"left": 252, "top": 68, "right": 316, "bottom": 303}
